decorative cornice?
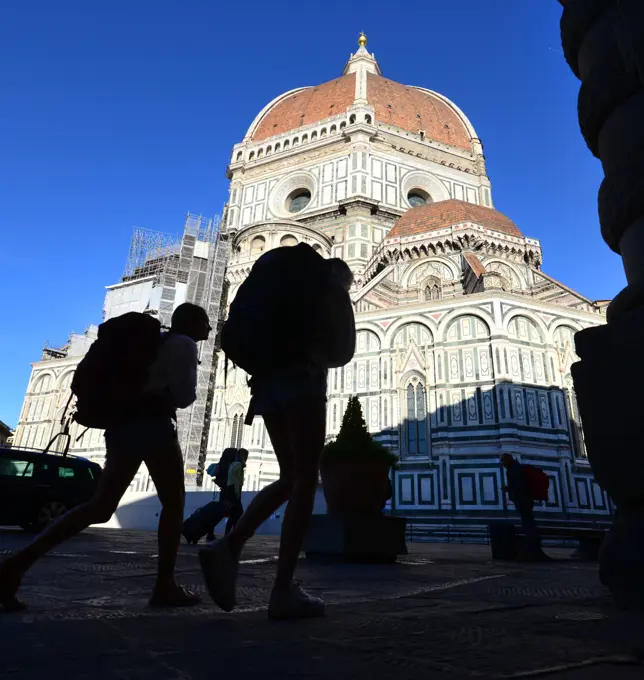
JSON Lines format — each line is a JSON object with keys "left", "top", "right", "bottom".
{"left": 232, "top": 220, "right": 332, "bottom": 248}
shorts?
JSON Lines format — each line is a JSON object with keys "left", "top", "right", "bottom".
{"left": 245, "top": 364, "right": 328, "bottom": 424}
{"left": 104, "top": 415, "right": 178, "bottom": 456}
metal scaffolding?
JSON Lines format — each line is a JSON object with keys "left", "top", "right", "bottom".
{"left": 123, "top": 228, "right": 181, "bottom": 281}
{"left": 121, "top": 214, "right": 230, "bottom": 487}
{"left": 174, "top": 213, "right": 229, "bottom": 487}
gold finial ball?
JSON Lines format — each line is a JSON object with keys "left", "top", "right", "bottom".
{"left": 358, "top": 32, "right": 367, "bottom": 47}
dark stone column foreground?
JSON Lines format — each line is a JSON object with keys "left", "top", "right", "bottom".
{"left": 560, "top": 0, "right": 644, "bottom": 605}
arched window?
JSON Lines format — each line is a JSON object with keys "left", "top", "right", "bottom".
{"left": 248, "top": 151, "right": 255, "bottom": 160}
{"left": 509, "top": 316, "right": 545, "bottom": 345}
{"left": 393, "top": 323, "right": 433, "bottom": 360}
{"left": 57, "top": 372, "right": 74, "bottom": 412}
{"left": 250, "top": 235, "right": 266, "bottom": 255}
{"left": 312, "top": 243, "right": 322, "bottom": 253}
{"left": 357, "top": 330, "right": 381, "bottom": 353}
{"left": 339, "top": 121, "right": 346, "bottom": 130}
{"left": 230, "top": 414, "right": 244, "bottom": 449}
{"left": 330, "top": 124, "right": 337, "bottom": 133}
{"left": 292, "top": 137, "right": 299, "bottom": 146}
{"left": 365, "top": 114, "right": 372, "bottom": 124}
{"left": 32, "top": 374, "right": 52, "bottom": 393}
{"left": 302, "top": 134, "right": 308, "bottom": 143}
{"left": 283, "top": 140, "right": 290, "bottom": 149}
{"left": 257, "top": 148, "right": 263, "bottom": 158}
{"left": 311, "top": 131, "right": 318, "bottom": 140}
{"left": 280, "top": 234, "right": 298, "bottom": 247}
{"left": 424, "top": 281, "right": 441, "bottom": 301}
{"left": 320, "top": 128, "right": 327, "bottom": 137}
{"left": 275, "top": 142, "right": 281, "bottom": 152}
{"left": 266, "top": 145, "right": 272, "bottom": 155}
{"left": 406, "top": 383, "right": 427, "bottom": 456}
{"left": 236, "top": 151, "right": 243, "bottom": 161}
{"left": 349, "top": 114, "right": 356, "bottom": 124}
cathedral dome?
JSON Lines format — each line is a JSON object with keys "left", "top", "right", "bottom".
{"left": 387, "top": 199, "right": 523, "bottom": 239}
{"left": 249, "top": 75, "right": 357, "bottom": 142}
{"left": 245, "top": 36, "right": 477, "bottom": 152}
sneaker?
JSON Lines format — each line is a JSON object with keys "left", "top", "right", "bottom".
{"left": 268, "top": 582, "right": 326, "bottom": 621}
{"left": 198, "top": 539, "right": 238, "bottom": 612}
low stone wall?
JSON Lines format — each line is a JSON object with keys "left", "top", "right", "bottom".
{"left": 95, "top": 488, "right": 329, "bottom": 535}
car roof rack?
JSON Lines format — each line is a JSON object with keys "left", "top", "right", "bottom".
{"left": 0, "top": 444, "right": 82, "bottom": 461}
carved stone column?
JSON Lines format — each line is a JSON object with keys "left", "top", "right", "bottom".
{"left": 559, "top": 0, "right": 644, "bottom": 605}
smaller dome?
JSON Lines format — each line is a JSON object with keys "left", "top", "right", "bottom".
{"left": 387, "top": 199, "right": 523, "bottom": 239}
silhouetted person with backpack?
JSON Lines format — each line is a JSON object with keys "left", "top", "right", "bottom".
{"left": 203, "top": 447, "right": 237, "bottom": 541}
{"left": 184, "top": 447, "right": 239, "bottom": 543}
{"left": 221, "top": 448, "right": 248, "bottom": 535}
{"left": 199, "top": 244, "right": 355, "bottom": 620}
{"left": 0, "top": 303, "right": 211, "bottom": 612}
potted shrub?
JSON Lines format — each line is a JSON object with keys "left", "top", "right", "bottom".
{"left": 320, "top": 396, "right": 398, "bottom": 515}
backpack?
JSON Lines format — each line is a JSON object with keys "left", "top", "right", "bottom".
{"left": 71, "top": 312, "right": 164, "bottom": 429}
{"left": 523, "top": 464, "right": 550, "bottom": 502}
{"left": 221, "top": 243, "right": 332, "bottom": 376}
{"left": 215, "top": 449, "right": 237, "bottom": 490}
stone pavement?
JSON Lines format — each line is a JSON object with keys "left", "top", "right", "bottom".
{"left": 0, "top": 528, "right": 643, "bottom": 679}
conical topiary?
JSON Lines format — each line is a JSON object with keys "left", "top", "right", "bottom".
{"left": 322, "top": 396, "right": 398, "bottom": 466}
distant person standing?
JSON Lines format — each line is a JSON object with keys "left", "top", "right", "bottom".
{"left": 200, "top": 244, "right": 355, "bottom": 620}
{"left": 0, "top": 303, "right": 211, "bottom": 612}
{"left": 501, "top": 453, "right": 548, "bottom": 559}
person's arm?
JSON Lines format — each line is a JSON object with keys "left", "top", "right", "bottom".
{"left": 164, "top": 334, "right": 198, "bottom": 409}
{"left": 228, "top": 462, "right": 244, "bottom": 497}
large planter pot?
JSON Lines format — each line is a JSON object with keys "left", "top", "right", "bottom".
{"left": 320, "top": 456, "right": 391, "bottom": 515}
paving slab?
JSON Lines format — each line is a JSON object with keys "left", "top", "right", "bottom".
{"left": 0, "top": 528, "right": 642, "bottom": 679}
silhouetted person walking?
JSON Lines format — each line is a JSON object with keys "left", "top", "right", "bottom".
{"left": 0, "top": 303, "right": 211, "bottom": 612}
{"left": 204, "top": 447, "right": 237, "bottom": 541}
{"left": 199, "top": 244, "right": 355, "bottom": 620}
{"left": 221, "top": 448, "right": 248, "bottom": 535}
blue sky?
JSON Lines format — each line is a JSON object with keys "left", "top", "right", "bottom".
{"left": 0, "top": 1, "right": 625, "bottom": 427}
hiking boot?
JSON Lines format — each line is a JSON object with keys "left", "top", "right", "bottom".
{"left": 198, "top": 538, "right": 238, "bottom": 612}
{"left": 268, "top": 582, "right": 325, "bottom": 621}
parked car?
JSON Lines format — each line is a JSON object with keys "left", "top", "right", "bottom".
{"left": 0, "top": 446, "right": 102, "bottom": 531}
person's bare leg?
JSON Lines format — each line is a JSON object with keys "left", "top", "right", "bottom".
{"left": 199, "top": 413, "right": 295, "bottom": 611}
{"left": 272, "top": 400, "right": 326, "bottom": 590}
{"left": 144, "top": 437, "right": 196, "bottom": 603}
{"left": 0, "top": 450, "right": 140, "bottom": 609}
{"left": 226, "top": 415, "right": 294, "bottom": 556}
